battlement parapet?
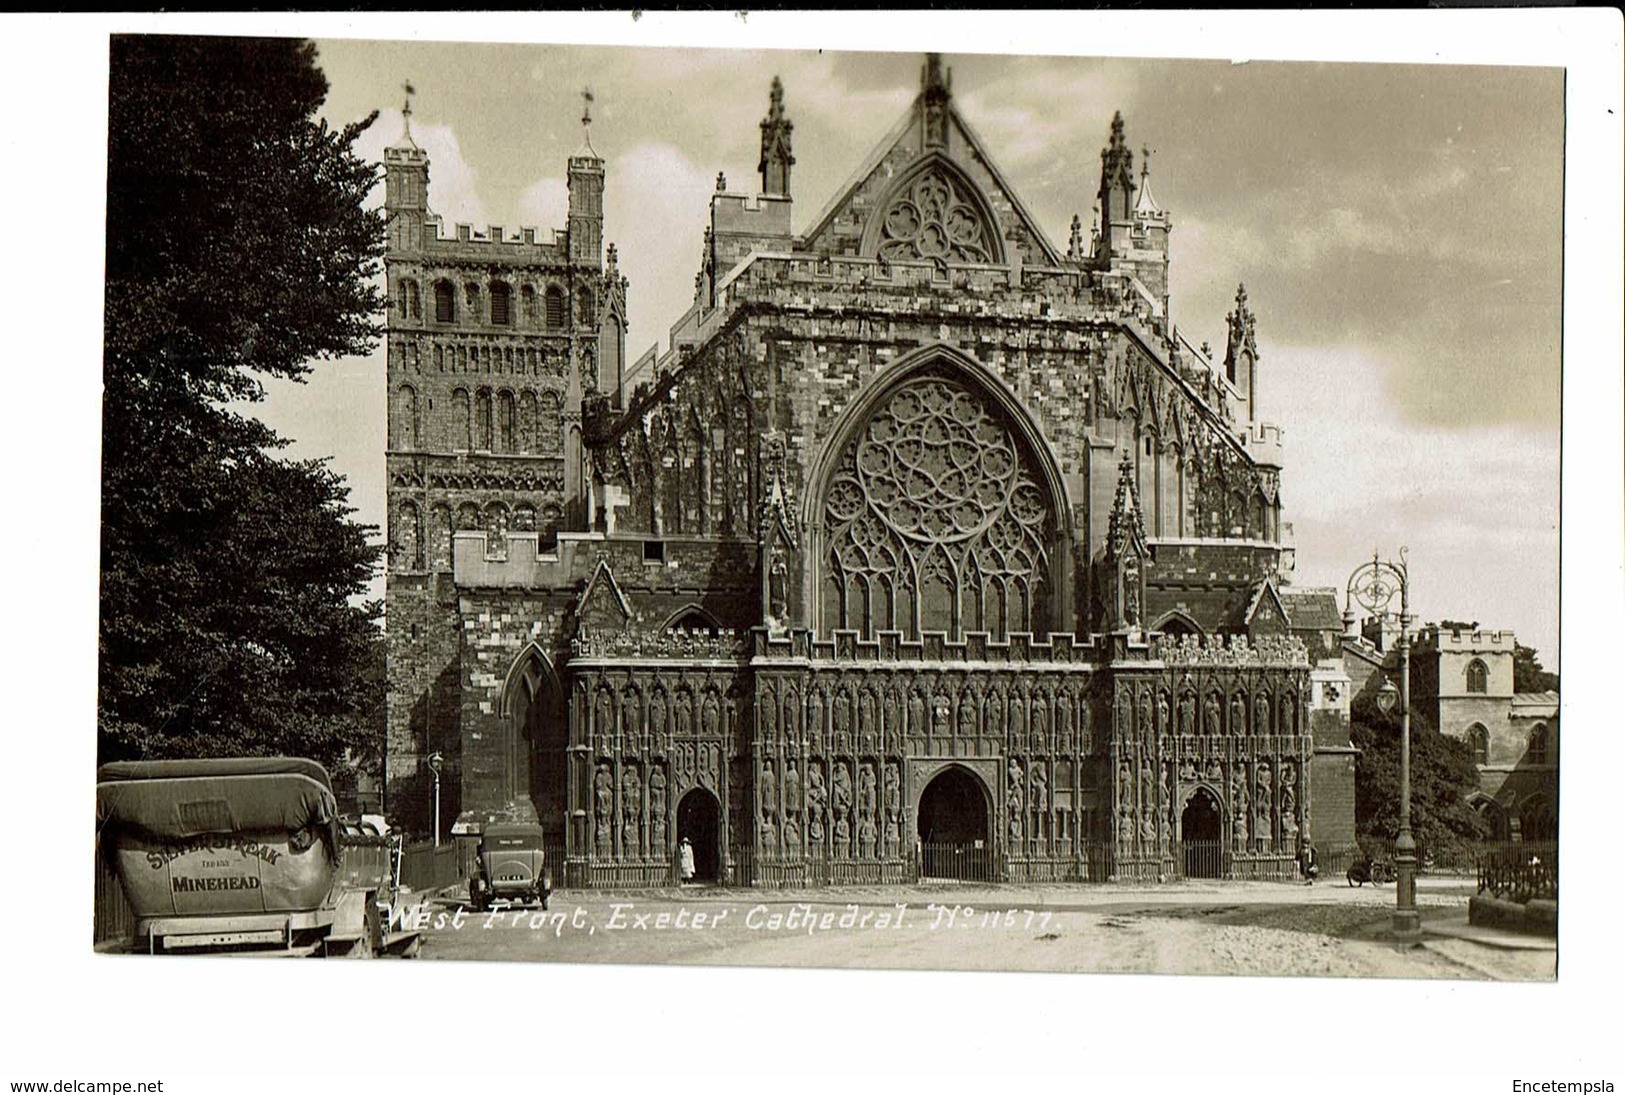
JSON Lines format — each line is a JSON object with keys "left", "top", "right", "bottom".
{"left": 453, "top": 530, "right": 584, "bottom": 588}
{"left": 1417, "top": 625, "right": 1518, "bottom": 650}
{"left": 711, "top": 192, "right": 793, "bottom": 238}
{"left": 1244, "top": 422, "right": 1285, "bottom": 466}
{"left": 404, "top": 220, "right": 569, "bottom": 260}
{"left": 753, "top": 627, "right": 1104, "bottom": 668}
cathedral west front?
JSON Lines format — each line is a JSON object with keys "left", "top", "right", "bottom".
{"left": 383, "top": 54, "right": 1358, "bottom": 886}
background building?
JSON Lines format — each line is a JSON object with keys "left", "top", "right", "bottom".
{"left": 383, "top": 54, "right": 1360, "bottom": 884}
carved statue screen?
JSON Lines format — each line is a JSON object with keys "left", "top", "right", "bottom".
{"left": 820, "top": 374, "right": 1052, "bottom": 639}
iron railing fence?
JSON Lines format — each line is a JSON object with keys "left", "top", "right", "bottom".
{"left": 1477, "top": 841, "right": 1557, "bottom": 902}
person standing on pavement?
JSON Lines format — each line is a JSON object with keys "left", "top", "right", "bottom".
{"left": 679, "top": 836, "right": 696, "bottom": 883}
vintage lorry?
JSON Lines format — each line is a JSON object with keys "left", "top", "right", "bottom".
{"left": 96, "top": 757, "right": 420, "bottom": 957}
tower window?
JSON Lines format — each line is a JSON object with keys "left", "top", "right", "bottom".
{"left": 1467, "top": 724, "right": 1489, "bottom": 766}
{"left": 544, "top": 286, "right": 565, "bottom": 328}
{"left": 434, "top": 280, "right": 456, "bottom": 323}
{"left": 1465, "top": 658, "right": 1489, "bottom": 694}
{"left": 1527, "top": 724, "right": 1548, "bottom": 765}
{"left": 490, "top": 281, "right": 512, "bottom": 326}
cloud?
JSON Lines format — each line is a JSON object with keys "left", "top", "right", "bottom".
{"left": 1265, "top": 343, "right": 1560, "bottom": 659}
{"left": 355, "top": 108, "right": 491, "bottom": 230}
{"left": 605, "top": 141, "right": 716, "bottom": 366}
{"left": 517, "top": 175, "right": 568, "bottom": 235}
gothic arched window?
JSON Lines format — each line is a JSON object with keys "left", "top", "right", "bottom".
{"left": 544, "top": 286, "right": 566, "bottom": 328}
{"left": 434, "top": 280, "right": 456, "bottom": 323}
{"left": 497, "top": 390, "right": 515, "bottom": 453}
{"left": 475, "top": 388, "right": 493, "bottom": 451}
{"left": 1527, "top": 724, "right": 1549, "bottom": 765}
{"left": 1467, "top": 724, "right": 1489, "bottom": 766}
{"left": 1465, "top": 658, "right": 1489, "bottom": 694}
{"left": 819, "top": 371, "right": 1053, "bottom": 641}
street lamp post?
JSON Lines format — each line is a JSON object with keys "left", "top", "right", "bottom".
{"left": 428, "top": 751, "right": 444, "bottom": 848}
{"left": 1348, "top": 549, "right": 1420, "bottom": 943}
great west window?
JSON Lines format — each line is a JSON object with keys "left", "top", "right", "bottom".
{"left": 819, "top": 373, "right": 1053, "bottom": 640}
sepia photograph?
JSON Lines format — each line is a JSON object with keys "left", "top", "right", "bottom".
{"left": 6, "top": 10, "right": 1622, "bottom": 1094}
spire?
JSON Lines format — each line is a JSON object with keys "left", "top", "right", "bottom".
{"left": 758, "top": 75, "right": 795, "bottom": 197}
{"left": 575, "top": 87, "right": 599, "bottom": 159}
{"left": 1226, "top": 283, "right": 1257, "bottom": 359}
{"left": 1134, "top": 145, "right": 1163, "bottom": 216}
{"left": 390, "top": 80, "right": 420, "bottom": 151}
{"left": 1107, "top": 453, "right": 1147, "bottom": 558}
{"left": 921, "top": 52, "right": 952, "bottom": 148}
{"left": 1068, "top": 213, "right": 1083, "bottom": 261}
{"left": 1095, "top": 111, "right": 1137, "bottom": 260}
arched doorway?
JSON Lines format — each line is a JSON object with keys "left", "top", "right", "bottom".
{"left": 916, "top": 767, "right": 991, "bottom": 881}
{"left": 505, "top": 646, "right": 566, "bottom": 838}
{"left": 1181, "top": 787, "right": 1224, "bottom": 879}
{"left": 1519, "top": 795, "right": 1557, "bottom": 844}
{"left": 676, "top": 789, "right": 721, "bottom": 883}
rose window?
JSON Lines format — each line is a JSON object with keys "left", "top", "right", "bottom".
{"left": 876, "top": 169, "right": 994, "bottom": 265}
{"left": 821, "top": 375, "right": 1051, "bottom": 640}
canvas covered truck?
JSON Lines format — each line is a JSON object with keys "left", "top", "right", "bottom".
{"left": 96, "top": 757, "right": 420, "bottom": 957}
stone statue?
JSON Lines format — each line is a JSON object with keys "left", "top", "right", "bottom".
{"left": 759, "top": 760, "right": 777, "bottom": 822}
{"left": 806, "top": 762, "right": 827, "bottom": 842}
{"left": 1179, "top": 692, "right": 1195, "bottom": 737}
{"left": 908, "top": 688, "right": 926, "bottom": 736}
{"left": 833, "top": 762, "right": 852, "bottom": 848}
{"left": 1157, "top": 691, "right": 1170, "bottom": 736}
{"left": 1255, "top": 693, "right": 1271, "bottom": 736}
{"left": 648, "top": 766, "right": 667, "bottom": 850}
{"left": 594, "top": 764, "right": 613, "bottom": 856}
{"left": 702, "top": 692, "right": 720, "bottom": 737}
{"left": 958, "top": 691, "right": 977, "bottom": 737}
{"left": 1204, "top": 693, "right": 1221, "bottom": 737}
{"left": 784, "top": 759, "right": 802, "bottom": 817}
{"left": 1230, "top": 694, "right": 1247, "bottom": 736}
{"left": 760, "top": 694, "right": 776, "bottom": 739}
{"left": 621, "top": 766, "right": 641, "bottom": 856}
{"left": 808, "top": 690, "right": 825, "bottom": 741}
{"left": 1031, "top": 763, "right": 1048, "bottom": 814}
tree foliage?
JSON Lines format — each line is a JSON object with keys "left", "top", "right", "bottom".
{"left": 1350, "top": 691, "right": 1487, "bottom": 861}
{"left": 100, "top": 36, "right": 386, "bottom": 773}
{"left": 1513, "top": 644, "right": 1559, "bottom": 693}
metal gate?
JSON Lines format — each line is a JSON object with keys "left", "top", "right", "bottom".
{"left": 919, "top": 841, "right": 995, "bottom": 882}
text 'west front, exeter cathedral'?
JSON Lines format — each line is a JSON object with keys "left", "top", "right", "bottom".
{"left": 383, "top": 54, "right": 1360, "bottom": 886}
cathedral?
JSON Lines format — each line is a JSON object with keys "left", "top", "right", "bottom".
{"left": 383, "top": 54, "right": 1357, "bottom": 886}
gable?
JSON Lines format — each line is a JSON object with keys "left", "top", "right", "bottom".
{"left": 802, "top": 96, "right": 1061, "bottom": 267}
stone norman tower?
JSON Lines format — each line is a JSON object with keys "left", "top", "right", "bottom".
{"left": 382, "top": 97, "right": 628, "bottom": 827}
{"left": 384, "top": 57, "right": 1357, "bottom": 884}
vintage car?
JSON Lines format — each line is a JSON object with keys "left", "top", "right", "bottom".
{"left": 468, "top": 823, "right": 551, "bottom": 911}
{"left": 96, "top": 757, "right": 419, "bottom": 956}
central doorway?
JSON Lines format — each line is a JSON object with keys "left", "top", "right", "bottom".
{"left": 676, "top": 789, "right": 720, "bottom": 883}
{"left": 917, "top": 767, "right": 991, "bottom": 881}
{"left": 1181, "top": 788, "right": 1223, "bottom": 879}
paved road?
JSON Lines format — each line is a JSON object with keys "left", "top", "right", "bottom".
{"left": 398, "top": 876, "right": 1554, "bottom": 980}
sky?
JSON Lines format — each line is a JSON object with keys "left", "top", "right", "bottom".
{"left": 251, "top": 34, "right": 1568, "bottom": 661}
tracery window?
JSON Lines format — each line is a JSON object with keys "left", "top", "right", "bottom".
{"left": 1467, "top": 724, "right": 1489, "bottom": 766}
{"left": 820, "top": 375, "right": 1051, "bottom": 640}
{"left": 1527, "top": 724, "right": 1548, "bottom": 765}
{"left": 875, "top": 167, "right": 995, "bottom": 265}
{"left": 1465, "top": 658, "right": 1489, "bottom": 694}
